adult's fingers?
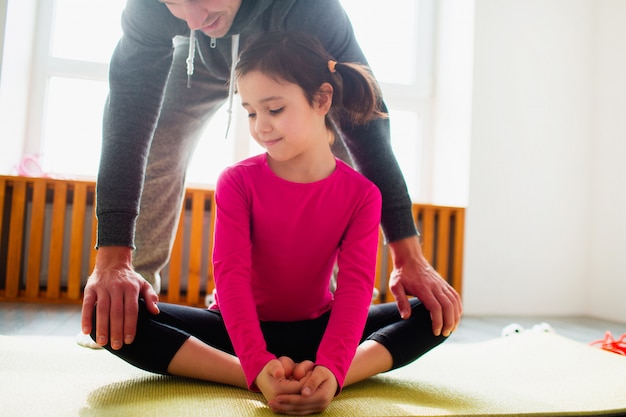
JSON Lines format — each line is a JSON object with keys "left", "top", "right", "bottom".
{"left": 441, "top": 284, "right": 463, "bottom": 334}
{"left": 94, "top": 291, "right": 111, "bottom": 346}
{"left": 122, "top": 292, "right": 139, "bottom": 346}
{"left": 427, "top": 283, "right": 463, "bottom": 337}
{"left": 80, "top": 289, "right": 96, "bottom": 336}
{"left": 388, "top": 279, "right": 411, "bottom": 319}
{"left": 108, "top": 286, "right": 129, "bottom": 350}
{"left": 141, "top": 281, "right": 160, "bottom": 315}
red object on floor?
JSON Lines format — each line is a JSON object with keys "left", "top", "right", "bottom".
{"left": 590, "top": 331, "right": 626, "bottom": 355}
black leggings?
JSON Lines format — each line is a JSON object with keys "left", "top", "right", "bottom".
{"left": 92, "top": 298, "right": 446, "bottom": 376}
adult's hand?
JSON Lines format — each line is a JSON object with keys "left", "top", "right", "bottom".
{"left": 268, "top": 365, "right": 337, "bottom": 415}
{"left": 388, "top": 236, "right": 463, "bottom": 336}
{"left": 80, "top": 246, "right": 159, "bottom": 350}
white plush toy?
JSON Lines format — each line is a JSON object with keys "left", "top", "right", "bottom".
{"left": 531, "top": 322, "right": 555, "bottom": 333}
{"left": 501, "top": 323, "right": 525, "bottom": 337}
{"left": 501, "top": 322, "right": 555, "bottom": 337}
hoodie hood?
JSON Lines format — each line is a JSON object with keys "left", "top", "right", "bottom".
{"left": 227, "top": 0, "right": 275, "bottom": 36}
{"left": 186, "top": 0, "right": 275, "bottom": 85}
{"left": 186, "top": 0, "right": 275, "bottom": 136}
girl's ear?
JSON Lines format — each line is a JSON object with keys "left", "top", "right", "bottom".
{"left": 315, "top": 83, "right": 334, "bottom": 114}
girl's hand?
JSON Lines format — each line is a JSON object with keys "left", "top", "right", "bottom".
{"left": 268, "top": 365, "right": 337, "bottom": 415}
{"left": 255, "top": 359, "right": 304, "bottom": 403}
{"left": 292, "top": 360, "right": 315, "bottom": 381}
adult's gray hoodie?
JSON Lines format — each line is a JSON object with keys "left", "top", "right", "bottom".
{"left": 97, "top": 0, "right": 416, "bottom": 248}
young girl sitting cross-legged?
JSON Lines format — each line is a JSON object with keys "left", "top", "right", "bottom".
{"left": 90, "top": 31, "right": 448, "bottom": 415}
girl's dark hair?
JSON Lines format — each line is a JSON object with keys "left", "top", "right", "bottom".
{"left": 235, "top": 31, "right": 387, "bottom": 126}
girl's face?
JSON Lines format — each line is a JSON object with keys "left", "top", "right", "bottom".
{"left": 238, "top": 71, "right": 331, "bottom": 165}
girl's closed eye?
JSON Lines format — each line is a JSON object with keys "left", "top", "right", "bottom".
{"left": 246, "top": 107, "right": 283, "bottom": 119}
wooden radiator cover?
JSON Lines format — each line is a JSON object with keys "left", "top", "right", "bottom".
{"left": 0, "top": 176, "right": 464, "bottom": 305}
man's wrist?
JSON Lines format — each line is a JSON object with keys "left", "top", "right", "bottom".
{"left": 387, "top": 235, "right": 423, "bottom": 266}
{"left": 95, "top": 246, "right": 134, "bottom": 269}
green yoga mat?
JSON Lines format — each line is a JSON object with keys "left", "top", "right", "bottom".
{"left": 1, "top": 332, "right": 625, "bottom": 416}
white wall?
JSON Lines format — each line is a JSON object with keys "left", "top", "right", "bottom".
{"left": 464, "top": 0, "right": 594, "bottom": 316}
{"left": 463, "top": 0, "right": 626, "bottom": 323}
{"left": 587, "top": 0, "right": 626, "bottom": 322}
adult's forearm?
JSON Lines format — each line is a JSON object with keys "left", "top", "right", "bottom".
{"left": 95, "top": 0, "right": 183, "bottom": 248}
{"left": 96, "top": 88, "right": 163, "bottom": 247}
{"left": 339, "top": 112, "right": 417, "bottom": 242}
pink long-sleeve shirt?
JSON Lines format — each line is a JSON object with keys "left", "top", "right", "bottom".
{"left": 211, "top": 154, "right": 382, "bottom": 390}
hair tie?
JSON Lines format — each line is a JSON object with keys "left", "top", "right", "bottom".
{"left": 328, "top": 60, "right": 337, "bottom": 73}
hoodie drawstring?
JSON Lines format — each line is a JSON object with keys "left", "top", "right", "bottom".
{"left": 186, "top": 30, "right": 196, "bottom": 88}
{"left": 185, "top": 33, "right": 240, "bottom": 139}
{"left": 225, "top": 34, "right": 240, "bottom": 139}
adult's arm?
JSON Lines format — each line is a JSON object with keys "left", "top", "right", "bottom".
{"left": 82, "top": 0, "right": 187, "bottom": 347}
{"left": 283, "top": 0, "right": 415, "bottom": 242}
{"left": 283, "top": 0, "right": 462, "bottom": 334}
{"left": 97, "top": 0, "right": 187, "bottom": 247}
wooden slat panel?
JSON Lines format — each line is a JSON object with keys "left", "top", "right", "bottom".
{"left": 420, "top": 206, "right": 436, "bottom": 264}
{"left": 89, "top": 204, "right": 97, "bottom": 274}
{"left": 373, "top": 228, "right": 385, "bottom": 304}
{"left": 0, "top": 176, "right": 465, "bottom": 305}
{"left": 0, "top": 177, "right": 5, "bottom": 257}
{"left": 452, "top": 209, "right": 465, "bottom": 295}
{"left": 166, "top": 201, "right": 185, "bottom": 304}
{"left": 25, "top": 180, "right": 47, "bottom": 298}
{"left": 205, "top": 191, "right": 217, "bottom": 299}
{"left": 6, "top": 180, "right": 27, "bottom": 298}
{"left": 384, "top": 249, "right": 394, "bottom": 303}
{"left": 67, "top": 183, "right": 87, "bottom": 300}
{"left": 186, "top": 190, "right": 205, "bottom": 306}
{"left": 435, "top": 208, "right": 451, "bottom": 280}
{"left": 46, "top": 182, "right": 67, "bottom": 299}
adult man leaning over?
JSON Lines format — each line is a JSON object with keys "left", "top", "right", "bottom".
{"left": 81, "top": 0, "right": 462, "bottom": 353}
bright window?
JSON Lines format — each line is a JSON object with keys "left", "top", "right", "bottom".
{"left": 340, "top": 0, "right": 434, "bottom": 200}
{"left": 340, "top": 0, "right": 419, "bottom": 85}
{"left": 50, "top": 0, "right": 125, "bottom": 63}
{"left": 41, "top": 77, "right": 106, "bottom": 176}
{"left": 10, "top": 0, "right": 434, "bottom": 201}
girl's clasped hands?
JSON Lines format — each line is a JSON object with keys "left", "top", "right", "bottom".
{"left": 256, "top": 358, "right": 337, "bottom": 415}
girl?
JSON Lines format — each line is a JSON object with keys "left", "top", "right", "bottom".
{"left": 91, "top": 31, "right": 447, "bottom": 415}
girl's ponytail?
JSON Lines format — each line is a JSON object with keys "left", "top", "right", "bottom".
{"left": 329, "top": 61, "right": 387, "bottom": 125}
